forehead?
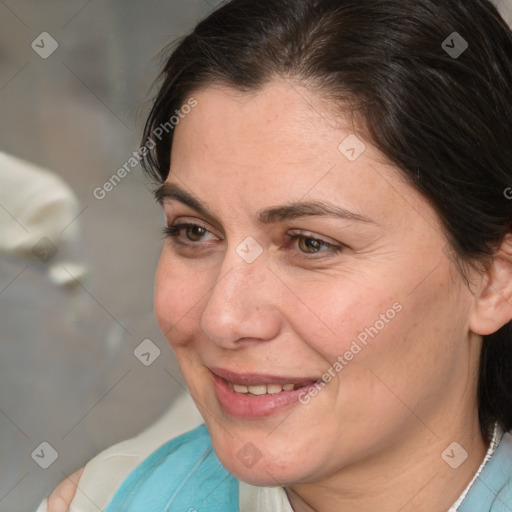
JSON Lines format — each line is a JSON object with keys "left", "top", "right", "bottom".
{"left": 174, "top": 80, "right": 356, "bottom": 168}
{"left": 167, "top": 80, "right": 438, "bottom": 235}
{"left": 171, "top": 81, "right": 366, "bottom": 197}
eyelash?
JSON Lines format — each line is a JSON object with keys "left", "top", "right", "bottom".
{"left": 162, "top": 223, "right": 344, "bottom": 256}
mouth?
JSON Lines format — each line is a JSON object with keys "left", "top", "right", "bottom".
{"left": 229, "top": 382, "right": 303, "bottom": 395}
{"left": 209, "top": 367, "right": 320, "bottom": 418}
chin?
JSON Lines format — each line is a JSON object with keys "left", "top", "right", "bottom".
{"left": 209, "top": 434, "right": 315, "bottom": 487}
{"left": 221, "top": 455, "right": 303, "bottom": 487}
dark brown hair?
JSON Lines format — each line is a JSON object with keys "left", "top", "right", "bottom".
{"left": 142, "top": 0, "right": 512, "bottom": 437}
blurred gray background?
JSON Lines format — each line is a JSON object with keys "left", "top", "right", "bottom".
{"left": 0, "top": 1, "right": 221, "bottom": 511}
{"left": 0, "top": 1, "right": 511, "bottom": 511}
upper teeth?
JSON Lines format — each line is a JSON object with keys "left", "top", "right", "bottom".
{"left": 232, "top": 383, "right": 296, "bottom": 395}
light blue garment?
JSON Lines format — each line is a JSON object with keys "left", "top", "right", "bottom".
{"left": 104, "top": 424, "right": 238, "bottom": 512}
{"left": 459, "top": 430, "right": 512, "bottom": 512}
{"left": 105, "top": 424, "right": 512, "bottom": 511}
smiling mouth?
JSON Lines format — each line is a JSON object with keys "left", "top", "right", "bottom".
{"left": 210, "top": 367, "right": 319, "bottom": 397}
{"left": 210, "top": 369, "right": 321, "bottom": 418}
{"left": 227, "top": 381, "right": 311, "bottom": 396}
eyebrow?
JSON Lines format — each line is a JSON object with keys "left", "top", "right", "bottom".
{"left": 155, "top": 183, "right": 375, "bottom": 225}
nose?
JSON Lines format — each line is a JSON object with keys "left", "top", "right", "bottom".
{"left": 199, "top": 245, "right": 282, "bottom": 349}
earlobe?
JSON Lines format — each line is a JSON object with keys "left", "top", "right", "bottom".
{"left": 469, "top": 234, "right": 512, "bottom": 336}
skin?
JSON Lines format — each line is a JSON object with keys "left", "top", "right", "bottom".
{"left": 153, "top": 79, "right": 512, "bottom": 512}
{"left": 47, "top": 468, "right": 83, "bottom": 512}
{"left": 50, "top": 79, "right": 512, "bottom": 511}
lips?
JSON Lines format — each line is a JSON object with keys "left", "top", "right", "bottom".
{"left": 210, "top": 367, "right": 317, "bottom": 389}
{"left": 209, "top": 367, "right": 320, "bottom": 418}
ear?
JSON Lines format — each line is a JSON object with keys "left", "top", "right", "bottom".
{"left": 469, "top": 234, "right": 512, "bottom": 336}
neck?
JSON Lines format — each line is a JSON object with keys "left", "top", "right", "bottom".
{"left": 286, "top": 412, "right": 489, "bottom": 512}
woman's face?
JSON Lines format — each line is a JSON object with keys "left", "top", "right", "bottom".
{"left": 154, "top": 80, "right": 480, "bottom": 486}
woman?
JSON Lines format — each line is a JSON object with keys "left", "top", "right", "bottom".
{"left": 45, "top": 0, "right": 512, "bottom": 510}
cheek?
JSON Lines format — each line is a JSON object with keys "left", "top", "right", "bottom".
{"left": 154, "top": 251, "right": 208, "bottom": 346}
{"left": 331, "top": 267, "right": 471, "bottom": 427}
{"left": 288, "top": 275, "right": 402, "bottom": 368}
{"left": 296, "top": 258, "right": 465, "bottom": 406}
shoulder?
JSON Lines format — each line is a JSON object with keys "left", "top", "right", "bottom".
{"left": 62, "top": 394, "right": 205, "bottom": 511}
{"left": 104, "top": 424, "right": 239, "bottom": 512}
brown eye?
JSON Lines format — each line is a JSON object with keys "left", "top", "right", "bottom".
{"left": 298, "top": 237, "right": 323, "bottom": 253}
{"left": 163, "top": 222, "right": 218, "bottom": 245}
{"left": 286, "top": 232, "right": 344, "bottom": 257}
{"left": 185, "top": 225, "right": 207, "bottom": 242}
